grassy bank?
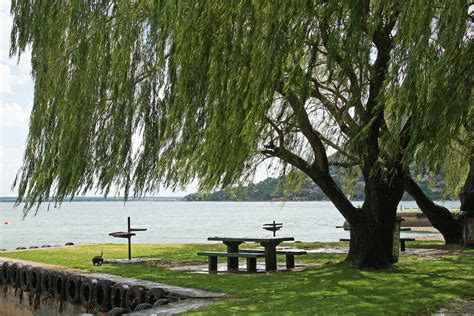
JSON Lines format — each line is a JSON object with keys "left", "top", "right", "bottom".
{"left": 1, "top": 241, "right": 473, "bottom": 314}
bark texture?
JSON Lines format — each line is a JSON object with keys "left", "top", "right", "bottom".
{"left": 344, "top": 169, "right": 406, "bottom": 268}
{"left": 460, "top": 150, "right": 474, "bottom": 213}
{"left": 405, "top": 176, "right": 462, "bottom": 244}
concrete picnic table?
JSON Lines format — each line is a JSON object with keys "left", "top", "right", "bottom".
{"left": 208, "top": 236, "right": 294, "bottom": 271}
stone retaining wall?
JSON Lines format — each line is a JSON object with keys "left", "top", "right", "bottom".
{"left": 0, "top": 258, "right": 226, "bottom": 315}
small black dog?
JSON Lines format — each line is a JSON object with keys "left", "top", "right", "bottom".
{"left": 92, "top": 251, "right": 104, "bottom": 266}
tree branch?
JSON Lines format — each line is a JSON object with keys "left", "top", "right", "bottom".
{"left": 317, "top": 133, "right": 358, "bottom": 163}
{"left": 329, "top": 161, "right": 360, "bottom": 167}
{"left": 364, "top": 18, "right": 397, "bottom": 169}
{"left": 265, "top": 116, "right": 285, "bottom": 147}
{"left": 319, "top": 19, "right": 365, "bottom": 120}
{"left": 275, "top": 83, "right": 329, "bottom": 173}
{"left": 309, "top": 76, "right": 353, "bottom": 134}
{"left": 261, "top": 146, "right": 311, "bottom": 174}
{"left": 405, "top": 174, "right": 462, "bottom": 243}
{"left": 261, "top": 145, "right": 358, "bottom": 224}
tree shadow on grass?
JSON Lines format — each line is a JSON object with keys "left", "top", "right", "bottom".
{"left": 2, "top": 243, "right": 473, "bottom": 314}
{"left": 97, "top": 258, "right": 473, "bottom": 314}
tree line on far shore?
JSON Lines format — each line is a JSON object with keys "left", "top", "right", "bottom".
{"left": 183, "top": 174, "right": 453, "bottom": 202}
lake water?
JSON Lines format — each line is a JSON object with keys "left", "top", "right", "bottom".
{"left": 0, "top": 200, "right": 460, "bottom": 250}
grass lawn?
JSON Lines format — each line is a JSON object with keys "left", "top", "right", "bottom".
{"left": 1, "top": 241, "right": 473, "bottom": 314}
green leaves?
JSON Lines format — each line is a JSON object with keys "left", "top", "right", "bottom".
{"left": 386, "top": 1, "right": 472, "bottom": 169}
{"left": 10, "top": 1, "right": 472, "bottom": 213}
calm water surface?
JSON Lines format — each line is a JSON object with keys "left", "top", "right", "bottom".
{"left": 0, "top": 201, "right": 459, "bottom": 250}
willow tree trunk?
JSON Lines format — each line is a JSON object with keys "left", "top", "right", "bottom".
{"left": 405, "top": 176, "right": 462, "bottom": 244}
{"left": 460, "top": 149, "right": 474, "bottom": 213}
{"left": 346, "top": 173, "right": 406, "bottom": 268}
{"left": 306, "top": 169, "right": 405, "bottom": 268}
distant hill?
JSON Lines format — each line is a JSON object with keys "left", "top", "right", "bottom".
{"left": 183, "top": 172, "right": 454, "bottom": 202}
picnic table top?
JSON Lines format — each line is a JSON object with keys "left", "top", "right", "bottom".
{"left": 208, "top": 236, "right": 294, "bottom": 243}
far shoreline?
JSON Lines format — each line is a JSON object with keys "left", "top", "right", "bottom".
{"left": 0, "top": 196, "right": 461, "bottom": 206}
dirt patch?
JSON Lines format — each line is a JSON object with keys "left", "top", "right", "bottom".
{"left": 169, "top": 262, "right": 315, "bottom": 274}
{"left": 150, "top": 260, "right": 205, "bottom": 269}
{"left": 412, "top": 234, "right": 445, "bottom": 241}
{"left": 296, "top": 245, "right": 457, "bottom": 260}
{"left": 435, "top": 297, "right": 474, "bottom": 315}
{"left": 304, "top": 246, "right": 348, "bottom": 254}
{"left": 103, "top": 257, "right": 161, "bottom": 264}
{"left": 402, "top": 248, "right": 459, "bottom": 260}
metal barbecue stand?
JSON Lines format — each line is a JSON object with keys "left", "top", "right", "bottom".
{"left": 263, "top": 221, "right": 283, "bottom": 237}
{"left": 109, "top": 217, "right": 147, "bottom": 260}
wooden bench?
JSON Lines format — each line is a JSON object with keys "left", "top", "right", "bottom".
{"left": 339, "top": 238, "right": 416, "bottom": 251}
{"left": 197, "top": 252, "right": 265, "bottom": 272}
{"left": 240, "top": 249, "right": 307, "bottom": 269}
{"left": 400, "top": 238, "right": 415, "bottom": 251}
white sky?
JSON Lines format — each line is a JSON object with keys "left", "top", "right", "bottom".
{"left": 0, "top": 1, "right": 272, "bottom": 197}
{"left": 0, "top": 1, "right": 194, "bottom": 197}
{"left": 0, "top": 0, "right": 32, "bottom": 197}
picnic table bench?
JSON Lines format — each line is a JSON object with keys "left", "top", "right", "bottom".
{"left": 205, "top": 237, "right": 296, "bottom": 271}
{"left": 197, "top": 251, "right": 265, "bottom": 272}
{"left": 240, "top": 249, "right": 307, "bottom": 268}
{"left": 399, "top": 237, "right": 415, "bottom": 251}
{"left": 339, "top": 237, "right": 416, "bottom": 251}
{"left": 197, "top": 248, "right": 306, "bottom": 272}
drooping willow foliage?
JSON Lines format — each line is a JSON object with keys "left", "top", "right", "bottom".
{"left": 386, "top": 2, "right": 473, "bottom": 177}
{"left": 10, "top": 0, "right": 472, "bottom": 212}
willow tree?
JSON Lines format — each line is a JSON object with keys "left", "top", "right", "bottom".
{"left": 11, "top": 1, "right": 471, "bottom": 268}
{"left": 405, "top": 123, "right": 473, "bottom": 244}
{"left": 397, "top": 8, "right": 473, "bottom": 244}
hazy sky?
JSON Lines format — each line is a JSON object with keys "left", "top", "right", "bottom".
{"left": 0, "top": 0, "right": 195, "bottom": 197}
{"left": 0, "top": 1, "right": 273, "bottom": 197}
{"left": 0, "top": 0, "right": 33, "bottom": 197}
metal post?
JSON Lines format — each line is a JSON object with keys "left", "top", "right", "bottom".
{"left": 127, "top": 217, "right": 131, "bottom": 260}
{"left": 392, "top": 217, "right": 403, "bottom": 263}
{"left": 463, "top": 213, "right": 474, "bottom": 247}
{"left": 273, "top": 220, "right": 276, "bottom": 237}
